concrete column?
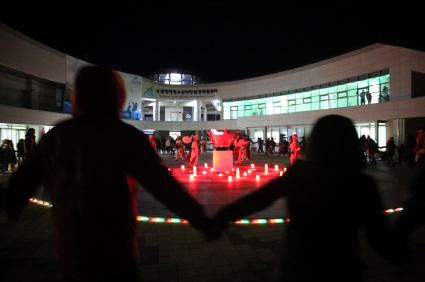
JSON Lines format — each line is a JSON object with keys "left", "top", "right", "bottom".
{"left": 193, "top": 101, "right": 199, "bottom": 121}
{"left": 153, "top": 100, "right": 159, "bottom": 121}
{"left": 198, "top": 101, "right": 202, "bottom": 121}
{"left": 141, "top": 101, "right": 145, "bottom": 120}
{"left": 204, "top": 107, "right": 207, "bottom": 121}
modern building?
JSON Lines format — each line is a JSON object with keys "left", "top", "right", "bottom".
{"left": 1, "top": 22, "right": 425, "bottom": 149}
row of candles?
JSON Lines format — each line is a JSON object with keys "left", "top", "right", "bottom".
{"left": 177, "top": 163, "right": 287, "bottom": 182}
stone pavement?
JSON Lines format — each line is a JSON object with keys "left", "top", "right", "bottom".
{"left": 1, "top": 153, "right": 425, "bottom": 281}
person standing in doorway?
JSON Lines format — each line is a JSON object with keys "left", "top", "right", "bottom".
{"left": 24, "top": 128, "right": 36, "bottom": 158}
{"left": 366, "top": 91, "right": 372, "bottom": 104}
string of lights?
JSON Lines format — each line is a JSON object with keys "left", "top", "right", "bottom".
{"left": 28, "top": 198, "right": 404, "bottom": 225}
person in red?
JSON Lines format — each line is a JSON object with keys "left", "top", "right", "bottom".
{"left": 0, "top": 66, "right": 213, "bottom": 282}
{"left": 289, "top": 134, "right": 301, "bottom": 165}
{"left": 278, "top": 141, "right": 285, "bottom": 157}
{"left": 175, "top": 135, "right": 185, "bottom": 161}
{"left": 189, "top": 135, "right": 199, "bottom": 166}
{"left": 149, "top": 135, "right": 156, "bottom": 149}
{"left": 413, "top": 127, "right": 425, "bottom": 164}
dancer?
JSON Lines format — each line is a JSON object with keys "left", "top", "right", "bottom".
{"left": 289, "top": 134, "right": 300, "bottom": 165}
{"left": 234, "top": 133, "right": 249, "bottom": 164}
{"left": 175, "top": 135, "right": 185, "bottom": 161}
{"left": 186, "top": 135, "right": 200, "bottom": 166}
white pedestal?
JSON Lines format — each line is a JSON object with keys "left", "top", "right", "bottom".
{"left": 213, "top": 150, "right": 233, "bottom": 172}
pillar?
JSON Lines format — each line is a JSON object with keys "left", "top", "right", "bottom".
{"left": 153, "top": 100, "right": 159, "bottom": 121}
{"left": 204, "top": 107, "right": 207, "bottom": 121}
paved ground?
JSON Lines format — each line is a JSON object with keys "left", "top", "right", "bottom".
{"left": 1, "top": 153, "right": 424, "bottom": 281}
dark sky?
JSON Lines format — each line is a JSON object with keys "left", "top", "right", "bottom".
{"left": 1, "top": 2, "right": 424, "bottom": 83}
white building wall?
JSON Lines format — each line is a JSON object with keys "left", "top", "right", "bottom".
{"left": 0, "top": 23, "right": 66, "bottom": 83}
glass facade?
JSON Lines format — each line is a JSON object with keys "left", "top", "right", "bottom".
{"left": 223, "top": 74, "right": 390, "bottom": 120}
{"left": 148, "top": 72, "right": 204, "bottom": 85}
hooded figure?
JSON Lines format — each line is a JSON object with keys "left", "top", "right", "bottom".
{"left": 1, "top": 66, "right": 213, "bottom": 281}
{"left": 213, "top": 115, "right": 403, "bottom": 282}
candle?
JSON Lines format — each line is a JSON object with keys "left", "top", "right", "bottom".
{"left": 219, "top": 173, "right": 223, "bottom": 177}
{"left": 248, "top": 169, "right": 252, "bottom": 173}
{"left": 280, "top": 171, "right": 283, "bottom": 176}
{"left": 256, "top": 175, "right": 260, "bottom": 181}
{"left": 203, "top": 171, "right": 206, "bottom": 174}
{"left": 205, "top": 163, "right": 208, "bottom": 168}
{"left": 210, "top": 168, "right": 214, "bottom": 171}
{"left": 243, "top": 172, "right": 247, "bottom": 176}
{"left": 236, "top": 168, "right": 240, "bottom": 179}
{"left": 228, "top": 176, "right": 232, "bottom": 181}
{"left": 275, "top": 165, "right": 278, "bottom": 171}
{"left": 193, "top": 166, "right": 197, "bottom": 176}
{"left": 265, "top": 164, "right": 268, "bottom": 170}
{"left": 265, "top": 169, "right": 268, "bottom": 175}
{"left": 284, "top": 168, "right": 287, "bottom": 172}
{"left": 168, "top": 168, "right": 171, "bottom": 171}
{"left": 181, "top": 165, "right": 185, "bottom": 170}
{"left": 251, "top": 164, "right": 254, "bottom": 168}
{"left": 189, "top": 174, "right": 194, "bottom": 181}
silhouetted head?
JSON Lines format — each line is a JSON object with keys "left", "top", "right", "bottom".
{"left": 306, "top": 115, "right": 363, "bottom": 170}
{"left": 26, "top": 128, "right": 35, "bottom": 136}
{"left": 72, "top": 66, "right": 126, "bottom": 118}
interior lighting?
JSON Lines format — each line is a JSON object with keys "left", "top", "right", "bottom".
{"left": 256, "top": 175, "right": 260, "bottom": 181}
{"left": 190, "top": 174, "right": 194, "bottom": 181}
{"left": 228, "top": 176, "right": 232, "bottom": 182}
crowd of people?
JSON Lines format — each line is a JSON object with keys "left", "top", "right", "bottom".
{"left": 0, "top": 66, "right": 424, "bottom": 282}
{"left": 0, "top": 128, "right": 37, "bottom": 173}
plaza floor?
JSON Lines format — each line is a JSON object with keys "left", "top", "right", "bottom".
{"left": 0, "top": 152, "right": 424, "bottom": 281}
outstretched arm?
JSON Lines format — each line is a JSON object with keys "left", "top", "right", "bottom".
{"left": 214, "top": 168, "right": 293, "bottom": 230}
{"left": 125, "top": 130, "right": 211, "bottom": 233}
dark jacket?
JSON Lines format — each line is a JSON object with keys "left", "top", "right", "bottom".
{"left": 215, "top": 160, "right": 401, "bottom": 281}
{"left": 24, "top": 134, "right": 36, "bottom": 154}
{"left": 2, "top": 116, "right": 210, "bottom": 281}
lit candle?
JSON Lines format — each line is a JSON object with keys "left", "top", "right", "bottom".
{"left": 210, "top": 168, "right": 214, "bottom": 171}
{"left": 284, "top": 168, "right": 287, "bottom": 172}
{"left": 203, "top": 171, "right": 206, "bottom": 174}
{"left": 280, "top": 171, "right": 283, "bottom": 176}
{"left": 251, "top": 164, "right": 254, "bottom": 168}
{"left": 265, "top": 164, "right": 268, "bottom": 170}
{"left": 236, "top": 168, "right": 240, "bottom": 179}
{"left": 275, "top": 165, "right": 278, "bottom": 171}
{"left": 168, "top": 168, "right": 171, "bottom": 171}
{"left": 205, "top": 163, "right": 208, "bottom": 168}
{"left": 228, "top": 176, "right": 232, "bottom": 181}
{"left": 256, "top": 175, "right": 260, "bottom": 181}
{"left": 248, "top": 169, "right": 252, "bottom": 173}
{"left": 243, "top": 172, "right": 247, "bottom": 176}
{"left": 193, "top": 166, "right": 197, "bottom": 176}
{"left": 181, "top": 165, "right": 185, "bottom": 170}
{"left": 189, "top": 174, "right": 194, "bottom": 181}
{"left": 265, "top": 169, "right": 268, "bottom": 175}
{"left": 232, "top": 168, "right": 235, "bottom": 171}
{"left": 219, "top": 173, "right": 223, "bottom": 177}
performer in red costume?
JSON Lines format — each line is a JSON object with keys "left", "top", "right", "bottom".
{"left": 289, "top": 134, "right": 301, "bottom": 165}
{"left": 233, "top": 133, "right": 249, "bottom": 165}
{"left": 175, "top": 135, "right": 185, "bottom": 161}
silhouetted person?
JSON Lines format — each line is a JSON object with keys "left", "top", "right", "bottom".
{"left": 0, "top": 66, "right": 212, "bottom": 282}
{"left": 213, "top": 115, "right": 402, "bottom": 282}
{"left": 24, "top": 128, "right": 36, "bottom": 158}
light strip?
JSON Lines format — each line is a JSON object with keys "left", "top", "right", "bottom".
{"left": 28, "top": 198, "right": 404, "bottom": 224}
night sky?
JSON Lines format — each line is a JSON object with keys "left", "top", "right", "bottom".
{"left": 1, "top": 2, "right": 424, "bottom": 83}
